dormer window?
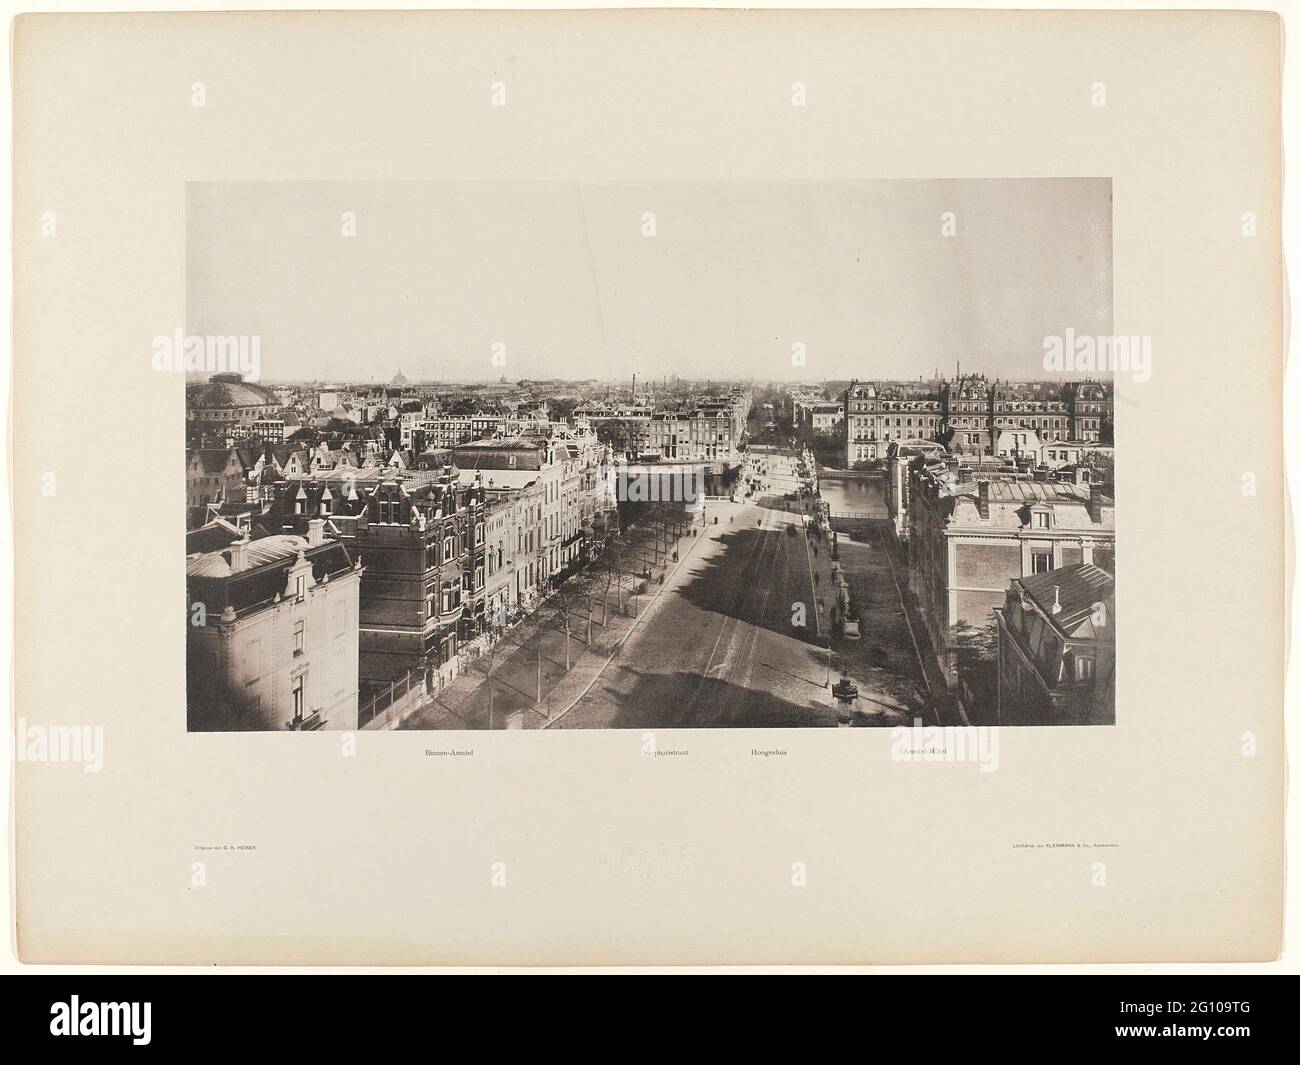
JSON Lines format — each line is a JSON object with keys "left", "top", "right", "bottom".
{"left": 1033, "top": 511, "right": 1052, "bottom": 529}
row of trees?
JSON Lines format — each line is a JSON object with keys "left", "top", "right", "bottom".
{"left": 471, "top": 503, "right": 696, "bottom": 726}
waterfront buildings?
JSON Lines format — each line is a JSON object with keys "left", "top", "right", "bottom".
{"left": 842, "top": 376, "right": 1112, "bottom": 464}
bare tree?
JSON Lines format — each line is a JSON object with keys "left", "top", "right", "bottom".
{"left": 485, "top": 606, "right": 549, "bottom": 721}
{"left": 563, "top": 568, "right": 599, "bottom": 646}
{"left": 547, "top": 579, "right": 595, "bottom": 670}
{"left": 476, "top": 600, "right": 510, "bottom": 729}
{"left": 597, "top": 536, "right": 635, "bottom": 623}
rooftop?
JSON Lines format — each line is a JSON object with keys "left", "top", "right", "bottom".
{"left": 187, "top": 375, "right": 280, "bottom": 410}
{"left": 1015, "top": 563, "right": 1115, "bottom": 636}
{"left": 950, "top": 479, "right": 1099, "bottom": 504}
{"left": 186, "top": 533, "right": 316, "bottom": 577}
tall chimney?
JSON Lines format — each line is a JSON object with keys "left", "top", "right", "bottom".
{"left": 976, "top": 479, "right": 990, "bottom": 519}
{"left": 229, "top": 535, "right": 251, "bottom": 573}
{"left": 307, "top": 518, "right": 325, "bottom": 547}
{"left": 1088, "top": 483, "right": 1104, "bottom": 523}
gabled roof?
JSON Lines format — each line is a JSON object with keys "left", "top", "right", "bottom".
{"left": 191, "top": 448, "right": 237, "bottom": 474}
{"left": 1016, "top": 563, "right": 1115, "bottom": 636}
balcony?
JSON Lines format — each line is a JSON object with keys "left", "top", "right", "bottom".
{"left": 287, "top": 710, "right": 324, "bottom": 732}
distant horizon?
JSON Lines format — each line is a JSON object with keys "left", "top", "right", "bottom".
{"left": 206, "top": 370, "right": 1115, "bottom": 389}
{"left": 187, "top": 179, "right": 1113, "bottom": 384}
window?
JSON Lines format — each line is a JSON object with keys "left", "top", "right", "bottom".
{"left": 292, "top": 620, "right": 305, "bottom": 656}
{"left": 1033, "top": 512, "right": 1052, "bottom": 529}
{"left": 294, "top": 575, "right": 307, "bottom": 602}
{"left": 1031, "top": 551, "right": 1053, "bottom": 574}
{"left": 443, "top": 535, "right": 454, "bottom": 561}
{"left": 291, "top": 676, "right": 305, "bottom": 722}
{"left": 1075, "top": 656, "right": 1096, "bottom": 683}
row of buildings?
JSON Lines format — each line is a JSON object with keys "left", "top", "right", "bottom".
{"left": 185, "top": 397, "right": 619, "bottom": 732}
{"left": 187, "top": 372, "right": 558, "bottom": 449}
{"left": 571, "top": 386, "right": 751, "bottom": 463}
{"left": 881, "top": 438, "right": 1116, "bottom": 725}
{"left": 791, "top": 391, "right": 844, "bottom": 435}
{"left": 842, "top": 374, "right": 1112, "bottom": 465}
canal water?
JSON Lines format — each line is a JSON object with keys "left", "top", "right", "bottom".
{"left": 818, "top": 472, "right": 888, "bottom": 516}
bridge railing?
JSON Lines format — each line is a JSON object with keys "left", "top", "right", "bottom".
{"left": 827, "top": 509, "right": 889, "bottom": 520}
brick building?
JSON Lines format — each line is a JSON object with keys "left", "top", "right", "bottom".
{"left": 908, "top": 462, "right": 1115, "bottom": 687}
{"left": 264, "top": 466, "right": 477, "bottom": 686}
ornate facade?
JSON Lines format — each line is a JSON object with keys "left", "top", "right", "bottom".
{"left": 842, "top": 376, "right": 1112, "bottom": 463}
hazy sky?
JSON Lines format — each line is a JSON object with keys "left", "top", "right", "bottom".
{"left": 187, "top": 179, "right": 1112, "bottom": 383}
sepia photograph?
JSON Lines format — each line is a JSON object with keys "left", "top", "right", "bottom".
{"left": 9, "top": 5, "right": 1287, "bottom": 982}
{"left": 184, "top": 178, "right": 1118, "bottom": 731}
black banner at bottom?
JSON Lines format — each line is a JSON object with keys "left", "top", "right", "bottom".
{"left": 2, "top": 972, "right": 1288, "bottom": 1051}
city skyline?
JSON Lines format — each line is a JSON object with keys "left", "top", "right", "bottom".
{"left": 186, "top": 175, "right": 1116, "bottom": 735}
{"left": 243, "top": 370, "right": 1115, "bottom": 387}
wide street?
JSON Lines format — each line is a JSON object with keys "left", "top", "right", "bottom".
{"left": 551, "top": 493, "right": 842, "bottom": 728}
{"left": 400, "top": 448, "right": 930, "bottom": 730}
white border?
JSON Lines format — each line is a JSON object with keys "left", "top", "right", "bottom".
{"left": 1, "top": 0, "right": 1293, "bottom": 975}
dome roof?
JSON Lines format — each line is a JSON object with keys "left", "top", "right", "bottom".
{"left": 188, "top": 373, "right": 279, "bottom": 409}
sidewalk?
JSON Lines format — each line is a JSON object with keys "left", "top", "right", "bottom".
{"left": 828, "top": 522, "right": 956, "bottom": 727}
{"left": 397, "top": 518, "right": 707, "bottom": 729}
